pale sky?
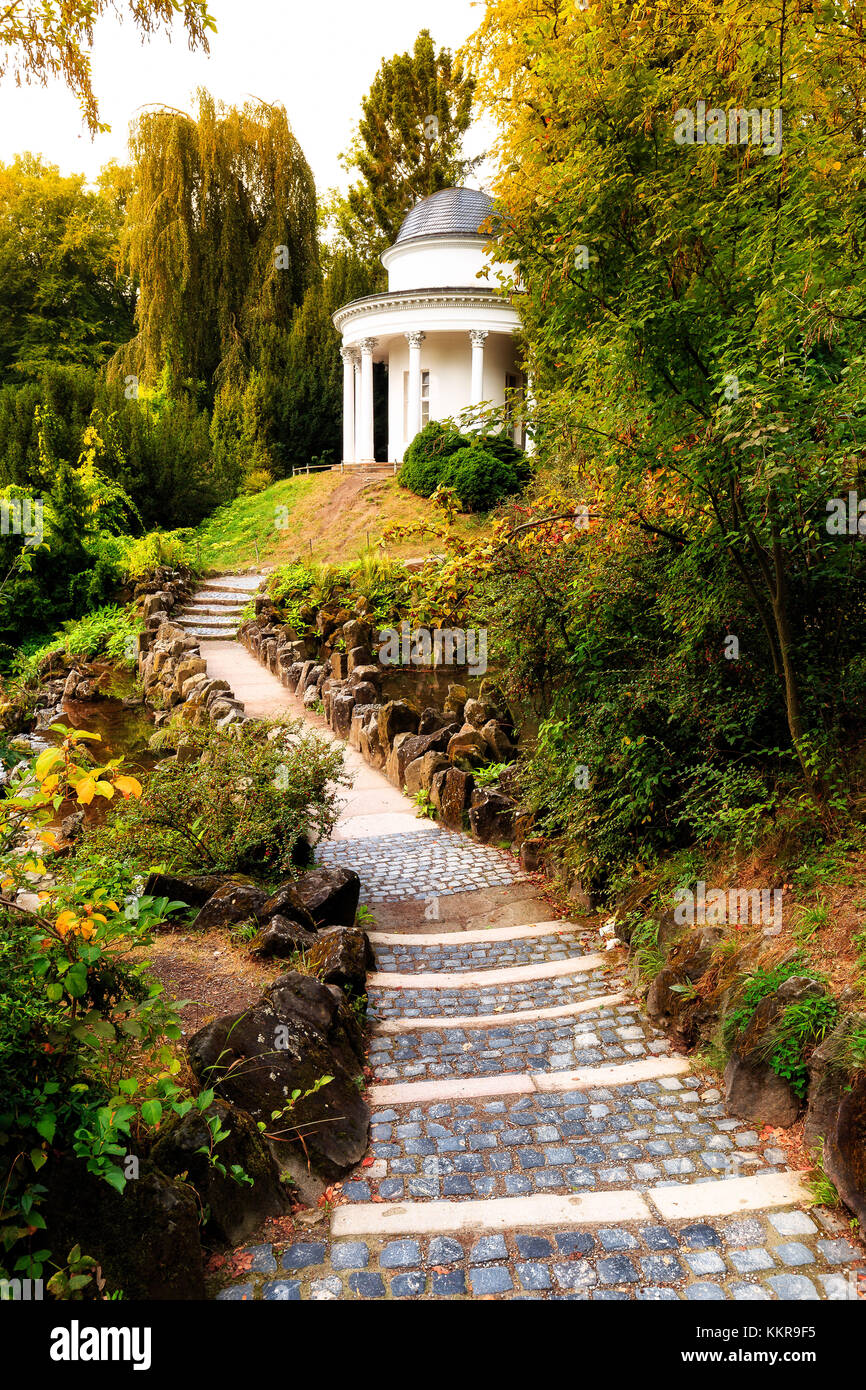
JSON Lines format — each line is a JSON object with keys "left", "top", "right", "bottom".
{"left": 0, "top": 0, "right": 495, "bottom": 194}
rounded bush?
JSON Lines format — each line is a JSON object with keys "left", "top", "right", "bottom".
{"left": 399, "top": 421, "right": 470, "bottom": 497}
{"left": 441, "top": 445, "right": 520, "bottom": 512}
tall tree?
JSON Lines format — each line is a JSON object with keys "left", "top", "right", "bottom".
{"left": 0, "top": 1, "right": 215, "bottom": 133}
{"left": 335, "top": 29, "right": 477, "bottom": 266}
{"left": 280, "top": 251, "right": 381, "bottom": 465}
{"left": 467, "top": 0, "right": 866, "bottom": 782}
{"left": 0, "top": 155, "right": 136, "bottom": 383}
{"left": 115, "top": 90, "right": 319, "bottom": 397}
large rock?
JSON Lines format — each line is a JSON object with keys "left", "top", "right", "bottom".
{"left": 393, "top": 725, "right": 458, "bottom": 784}
{"left": 418, "top": 707, "right": 457, "bottom": 735}
{"left": 468, "top": 788, "right": 517, "bottom": 843}
{"left": 191, "top": 881, "right": 269, "bottom": 931}
{"left": 143, "top": 870, "right": 256, "bottom": 910}
{"left": 331, "top": 690, "right": 357, "bottom": 737}
{"left": 405, "top": 751, "right": 450, "bottom": 797}
{"left": 292, "top": 866, "right": 361, "bottom": 928}
{"left": 645, "top": 927, "right": 723, "bottom": 1031}
{"left": 430, "top": 767, "right": 474, "bottom": 828}
{"left": 723, "top": 976, "right": 826, "bottom": 1128}
{"left": 447, "top": 727, "right": 490, "bottom": 768}
{"left": 386, "top": 731, "right": 416, "bottom": 786}
{"left": 42, "top": 1157, "right": 204, "bottom": 1299}
{"left": 174, "top": 656, "right": 207, "bottom": 693}
{"left": 377, "top": 700, "right": 420, "bottom": 752}
{"left": 253, "top": 914, "right": 318, "bottom": 957}
{"left": 480, "top": 720, "right": 517, "bottom": 762}
{"left": 257, "top": 881, "right": 318, "bottom": 931}
{"left": 347, "top": 645, "right": 374, "bottom": 673}
{"left": 359, "top": 712, "right": 385, "bottom": 769}
{"left": 187, "top": 972, "right": 369, "bottom": 1181}
{"left": 519, "top": 837, "right": 546, "bottom": 874}
{"left": 349, "top": 680, "right": 377, "bottom": 708}
{"left": 342, "top": 618, "right": 372, "bottom": 650}
{"left": 349, "top": 664, "right": 382, "bottom": 689}
{"left": 804, "top": 1021, "right": 866, "bottom": 1226}
{"left": 151, "top": 1098, "right": 288, "bottom": 1246}
{"left": 462, "top": 697, "right": 488, "bottom": 729}
{"left": 308, "top": 926, "right": 374, "bottom": 995}
{"left": 443, "top": 684, "right": 467, "bottom": 720}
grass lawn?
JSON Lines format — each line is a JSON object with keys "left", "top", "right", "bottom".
{"left": 192, "top": 469, "right": 490, "bottom": 572}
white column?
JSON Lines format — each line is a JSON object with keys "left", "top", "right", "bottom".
{"left": 525, "top": 373, "right": 536, "bottom": 455}
{"left": 405, "top": 331, "right": 425, "bottom": 443}
{"left": 341, "top": 347, "right": 356, "bottom": 464}
{"left": 358, "top": 337, "right": 377, "bottom": 463}
{"left": 470, "top": 329, "right": 488, "bottom": 422}
{"left": 353, "top": 355, "right": 362, "bottom": 462}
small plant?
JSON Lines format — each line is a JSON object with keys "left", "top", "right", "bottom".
{"left": 45, "top": 1245, "right": 100, "bottom": 1301}
{"left": 473, "top": 761, "right": 512, "bottom": 788}
{"left": 411, "top": 788, "right": 437, "bottom": 820}
{"left": 808, "top": 1139, "right": 841, "bottom": 1208}
{"left": 793, "top": 891, "right": 830, "bottom": 943}
{"left": 723, "top": 958, "right": 816, "bottom": 1044}
{"left": 194, "top": 1099, "right": 253, "bottom": 1187}
{"left": 756, "top": 993, "right": 839, "bottom": 1098}
{"left": 626, "top": 913, "right": 665, "bottom": 980}
{"left": 260, "top": 1075, "right": 335, "bottom": 1147}
{"left": 355, "top": 905, "right": 376, "bottom": 929}
{"left": 230, "top": 921, "right": 259, "bottom": 945}
{"left": 669, "top": 979, "right": 700, "bottom": 1001}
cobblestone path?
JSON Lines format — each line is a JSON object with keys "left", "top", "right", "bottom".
{"left": 203, "top": 610, "right": 864, "bottom": 1304}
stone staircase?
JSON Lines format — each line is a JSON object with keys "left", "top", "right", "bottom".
{"left": 174, "top": 573, "right": 264, "bottom": 642}
{"left": 214, "top": 835, "right": 865, "bottom": 1300}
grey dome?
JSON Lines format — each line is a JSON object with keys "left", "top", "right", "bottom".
{"left": 395, "top": 187, "right": 495, "bottom": 244}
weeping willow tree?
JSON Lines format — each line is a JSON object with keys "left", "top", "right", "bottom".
{"left": 115, "top": 90, "right": 319, "bottom": 398}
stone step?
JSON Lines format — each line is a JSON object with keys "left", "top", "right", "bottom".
{"left": 178, "top": 596, "right": 250, "bottom": 610}
{"left": 373, "top": 992, "right": 630, "bottom": 1034}
{"left": 331, "top": 1172, "right": 815, "bottom": 1240}
{"left": 365, "top": 1054, "right": 691, "bottom": 1108}
{"left": 206, "top": 573, "right": 265, "bottom": 591}
{"left": 176, "top": 625, "right": 239, "bottom": 641}
{"left": 368, "top": 953, "right": 608, "bottom": 990}
{"left": 367, "top": 920, "right": 584, "bottom": 947}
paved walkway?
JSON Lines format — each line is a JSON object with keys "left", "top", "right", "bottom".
{"left": 195, "top": 581, "right": 864, "bottom": 1303}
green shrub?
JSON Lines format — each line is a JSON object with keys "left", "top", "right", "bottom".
{"left": 399, "top": 423, "right": 527, "bottom": 512}
{"left": 399, "top": 421, "right": 470, "bottom": 497}
{"left": 723, "top": 959, "right": 816, "bottom": 1044}
{"left": 476, "top": 429, "right": 532, "bottom": 485}
{"left": 12, "top": 606, "right": 143, "bottom": 685}
{"left": 98, "top": 718, "right": 348, "bottom": 877}
{"left": 441, "top": 445, "right": 520, "bottom": 512}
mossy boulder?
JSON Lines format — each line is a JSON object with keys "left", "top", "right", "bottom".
{"left": 151, "top": 1098, "right": 288, "bottom": 1247}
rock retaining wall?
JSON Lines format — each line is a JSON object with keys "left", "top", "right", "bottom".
{"left": 238, "top": 594, "right": 528, "bottom": 849}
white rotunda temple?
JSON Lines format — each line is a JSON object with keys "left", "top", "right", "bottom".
{"left": 332, "top": 187, "right": 524, "bottom": 465}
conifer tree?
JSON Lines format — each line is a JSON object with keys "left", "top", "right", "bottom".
{"left": 335, "top": 30, "right": 477, "bottom": 266}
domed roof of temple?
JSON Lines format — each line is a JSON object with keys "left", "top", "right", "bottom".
{"left": 394, "top": 187, "right": 495, "bottom": 245}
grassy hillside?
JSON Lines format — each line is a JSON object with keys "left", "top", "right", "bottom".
{"left": 192, "top": 469, "right": 490, "bottom": 572}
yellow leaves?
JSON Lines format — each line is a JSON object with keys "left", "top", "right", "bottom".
{"left": 55, "top": 900, "right": 111, "bottom": 939}
{"left": 34, "top": 747, "right": 63, "bottom": 781}
{"left": 113, "top": 774, "right": 142, "bottom": 800}
{"left": 74, "top": 774, "right": 97, "bottom": 806}
{"left": 55, "top": 910, "right": 78, "bottom": 937}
